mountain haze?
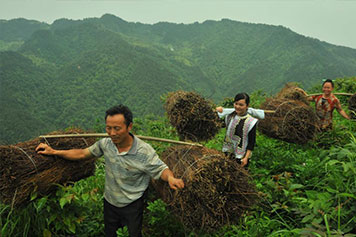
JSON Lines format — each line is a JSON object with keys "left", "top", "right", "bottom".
{"left": 90, "top": 15, "right": 356, "bottom": 92}
{"left": 1, "top": 14, "right": 356, "bottom": 143}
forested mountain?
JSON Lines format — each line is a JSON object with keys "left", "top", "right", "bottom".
{"left": 0, "top": 18, "right": 49, "bottom": 51}
{"left": 90, "top": 15, "right": 356, "bottom": 93}
{"left": 0, "top": 51, "right": 57, "bottom": 143}
{"left": 0, "top": 18, "right": 49, "bottom": 42}
{"left": 1, "top": 14, "right": 356, "bottom": 143}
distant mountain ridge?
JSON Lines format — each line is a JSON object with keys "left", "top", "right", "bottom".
{"left": 92, "top": 15, "right": 356, "bottom": 93}
{"left": 0, "top": 18, "right": 49, "bottom": 42}
{"left": 46, "top": 14, "right": 356, "bottom": 92}
{"left": 1, "top": 14, "right": 356, "bottom": 143}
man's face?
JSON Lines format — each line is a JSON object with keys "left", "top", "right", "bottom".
{"left": 322, "top": 82, "right": 333, "bottom": 96}
{"left": 105, "top": 114, "right": 132, "bottom": 145}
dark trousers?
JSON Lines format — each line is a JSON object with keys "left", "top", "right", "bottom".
{"left": 104, "top": 196, "right": 145, "bottom": 237}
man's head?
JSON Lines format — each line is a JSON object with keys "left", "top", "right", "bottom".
{"left": 322, "top": 79, "right": 334, "bottom": 96}
{"left": 105, "top": 104, "right": 133, "bottom": 127}
{"left": 322, "top": 79, "right": 334, "bottom": 88}
{"left": 105, "top": 105, "right": 133, "bottom": 145}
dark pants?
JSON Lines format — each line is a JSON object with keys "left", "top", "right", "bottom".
{"left": 104, "top": 195, "right": 145, "bottom": 237}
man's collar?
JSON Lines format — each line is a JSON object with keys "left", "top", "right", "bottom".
{"left": 127, "top": 133, "right": 137, "bottom": 155}
{"left": 108, "top": 133, "right": 137, "bottom": 155}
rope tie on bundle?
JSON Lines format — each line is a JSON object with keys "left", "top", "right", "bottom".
{"left": 13, "top": 146, "right": 38, "bottom": 173}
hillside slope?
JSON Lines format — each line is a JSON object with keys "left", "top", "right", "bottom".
{"left": 1, "top": 15, "right": 356, "bottom": 143}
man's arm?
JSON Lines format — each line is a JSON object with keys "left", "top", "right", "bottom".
{"left": 160, "top": 168, "right": 184, "bottom": 190}
{"left": 295, "top": 88, "right": 313, "bottom": 101}
{"left": 337, "top": 108, "right": 350, "bottom": 120}
{"left": 336, "top": 105, "right": 350, "bottom": 119}
{"left": 335, "top": 100, "right": 350, "bottom": 120}
{"left": 306, "top": 96, "right": 314, "bottom": 102}
{"left": 36, "top": 143, "right": 94, "bottom": 160}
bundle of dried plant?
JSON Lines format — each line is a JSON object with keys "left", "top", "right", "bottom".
{"left": 152, "top": 145, "right": 258, "bottom": 232}
{"left": 165, "top": 91, "right": 221, "bottom": 142}
{"left": 0, "top": 128, "right": 97, "bottom": 207}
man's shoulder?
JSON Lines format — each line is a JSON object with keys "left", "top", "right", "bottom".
{"left": 133, "top": 136, "right": 156, "bottom": 155}
{"left": 88, "top": 138, "right": 112, "bottom": 157}
{"left": 331, "top": 94, "right": 340, "bottom": 102}
{"left": 331, "top": 95, "right": 341, "bottom": 109}
{"left": 91, "top": 137, "right": 112, "bottom": 150}
{"left": 313, "top": 94, "right": 323, "bottom": 101}
{"left": 130, "top": 136, "right": 159, "bottom": 164}
{"left": 99, "top": 137, "right": 112, "bottom": 145}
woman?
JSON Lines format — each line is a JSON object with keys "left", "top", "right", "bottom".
{"left": 308, "top": 79, "right": 350, "bottom": 130}
{"left": 217, "top": 93, "right": 258, "bottom": 167}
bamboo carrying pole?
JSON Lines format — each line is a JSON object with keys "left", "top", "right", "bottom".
{"left": 263, "top": 110, "right": 275, "bottom": 113}
{"left": 306, "top": 92, "right": 354, "bottom": 97}
{"left": 39, "top": 133, "right": 203, "bottom": 147}
{"left": 264, "top": 93, "right": 355, "bottom": 114}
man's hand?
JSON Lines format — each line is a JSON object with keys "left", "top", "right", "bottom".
{"left": 161, "top": 168, "right": 185, "bottom": 190}
{"left": 168, "top": 176, "right": 185, "bottom": 190}
{"left": 295, "top": 88, "right": 308, "bottom": 96}
{"left": 36, "top": 143, "right": 55, "bottom": 155}
{"left": 35, "top": 143, "right": 92, "bottom": 160}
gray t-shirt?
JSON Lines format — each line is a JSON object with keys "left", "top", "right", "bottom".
{"left": 89, "top": 134, "right": 168, "bottom": 207}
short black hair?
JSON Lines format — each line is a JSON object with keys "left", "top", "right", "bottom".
{"left": 234, "top": 93, "right": 250, "bottom": 105}
{"left": 105, "top": 104, "right": 133, "bottom": 127}
{"left": 322, "top": 79, "right": 334, "bottom": 88}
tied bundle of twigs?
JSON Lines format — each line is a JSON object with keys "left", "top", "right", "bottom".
{"left": 0, "top": 128, "right": 97, "bottom": 207}
{"left": 259, "top": 98, "right": 319, "bottom": 144}
{"left": 276, "top": 83, "right": 310, "bottom": 105}
{"left": 165, "top": 91, "right": 221, "bottom": 142}
{"left": 348, "top": 94, "right": 356, "bottom": 119}
{"left": 152, "top": 145, "right": 259, "bottom": 232}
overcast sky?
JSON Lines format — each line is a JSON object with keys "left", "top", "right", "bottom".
{"left": 1, "top": 0, "right": 356, "bottom": 49}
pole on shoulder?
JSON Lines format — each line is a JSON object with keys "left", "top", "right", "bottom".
{"left": 306, "top": 92, "right": 354, "bottom": 97}
{"left": 39, "top": 133, "right": 203, "bottom": 147}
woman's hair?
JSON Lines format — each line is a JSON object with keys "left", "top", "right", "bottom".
{"left": 234, "top": 93, "right": 250, "bottom": 105}
{"left": 322, "top": 79, "right": 334, "bottom": 88}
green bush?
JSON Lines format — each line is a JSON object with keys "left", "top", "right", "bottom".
{"left": 1, "top": 78, "right": 356, "bottom": 236}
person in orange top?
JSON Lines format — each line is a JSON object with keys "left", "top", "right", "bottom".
{"left": 307, "top": 79, "right": 350, "bottom": 130}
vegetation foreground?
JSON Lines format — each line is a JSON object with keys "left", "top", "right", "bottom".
{"left": 1, "top": 79, "right": 356, "bottom": 236}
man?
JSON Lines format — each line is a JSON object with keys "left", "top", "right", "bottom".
{"left": 36, "top": 104, "right": 184, "bottom": 237}
{"left": 307, "top": 79, "right": 350, "bottom": 130}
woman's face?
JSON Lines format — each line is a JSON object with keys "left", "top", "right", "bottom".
{"left": 322, "top": 82, "right": 333, "bottom": 96}
{"left": 234, "top": 99, "right": 248, "bottom": 116}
